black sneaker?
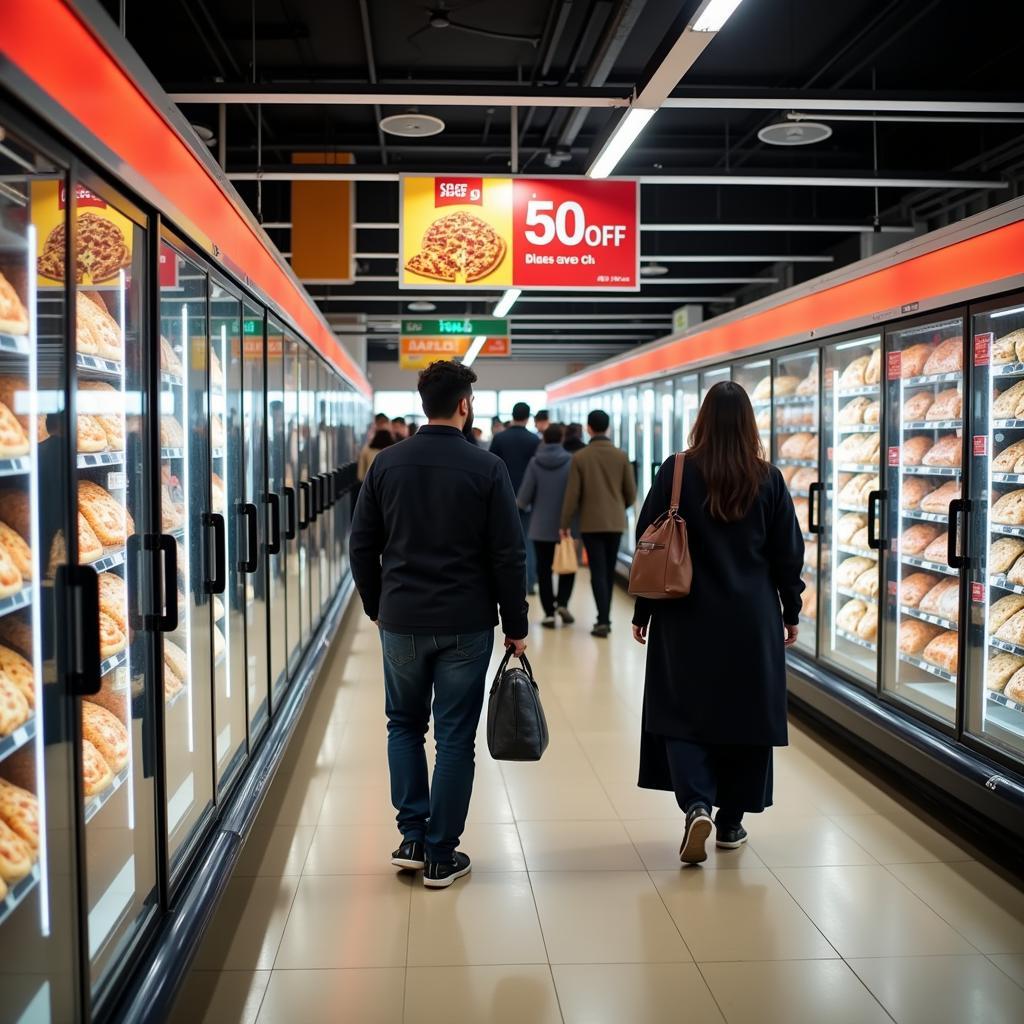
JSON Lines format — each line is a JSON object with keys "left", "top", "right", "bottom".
{"left": 557, "top": 606, "right": 575, "bottom": 625}
{"left": 716, "top": 824, "right": 748, "bottom": 849}
{"left": 424, "top": 851, "right": 472, "bottom": 889}
{"left": 591, "top": 623, "right": 611, "bottom": 638}
{"left": 391, "top": 839, "right": 425, "bottom": 870}
{"left": 541, "top": 615, "right": 557, "bottom": 629}
{"left": 679, "top": 806, "right": 713, "bottom": 865}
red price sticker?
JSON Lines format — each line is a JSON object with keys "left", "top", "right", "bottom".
{"left": 887, "top": 351, "right": 902, "bottom": 380}
{"left": 826, "top": 446, "right": 834, "bottom": 461}
{"left": 971, "top": 582, "right": 986, "bottom": 603}
{"left": 973, "top": 435, "right": 988, "bottom": 456}
{"left": 434, "top": 177, "right": 482, "bottom": 207}
{"left": 888, "top": 446, "right": 900, "bottom": 467}
{"left": 975, "top": 332, "right": 993, "bottom": 366}
{"left": 888, "top": 580, "right": 898, "bottom": 596}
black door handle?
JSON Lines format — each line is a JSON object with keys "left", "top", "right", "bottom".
{"left": 59, "top": 564, "right": 101, "bottom": 696}
{"left": 867, "top": 490, "right": 887, "bottom": 550}
{"left": 299, "top": 481, "right": 310, "bottom": 530}
{"left": 310, "top": 476, "right": 320, "bottom": 521}
{"left": 284, "top": 486, "right": 297, "bottom": 540}
{"left": 239, "top": 502, "right": 259, "bottom": 573}
{"left": 266, "top": 492, "right": 282, "bottom": 555}
{"left": 158, "top": 533, "right": 178, "bottom": 632}
{"left": 948, "top": 499, "right": 967, "bottom": 569}
{"left": 808, "top": 481, "right": 824, "bottom": 535}
{"left": 203, "top": 512, "right": 226, "bottom": 594}
{"left": 321, "top": 472, "right": 333, "bottom": 508}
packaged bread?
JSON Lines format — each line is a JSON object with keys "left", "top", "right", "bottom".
{"left": 780, "top": 433, "right": 814, "bottom": 458}
{"left": 796, "top": 366, "right": 819, "bottom": 396}
{"left": 0, "top": 816, "right": 33, "bottom": 883}
{"left": 159, "top": 336, "right": 185, "bottom": 378}
{"left": 987, "top": 651, "right": 1024, "bottom": 691}
{"left": 919, "top": 577, "right": 958, "bottom": 616}
{"left": 901, "top": 477, "right": 934, "bottom": 511}
{"left": 790, "top": 467, "right": 817, "bottom": 491}
{"left": 993, "top": 439, "right": 1024, "bottom": 473}
{"left": 0, "top": 673, "right": 30, "bottom": 736}
{"left": 996, "top": 609, "right": 1024, "bottom": 647}
{"left": 81, "top": 737, "right": 113, "bottom": 797}
{"left": 81, "top": 701, "right": 129, "bottom": 774}
{"left": 0, "top": 645, "right": 33, "bottom": 709}
{"left": 0, "top": 779, "right": 39, "bottom": 852}
{"left": 864, "top": 348, "right": 881, "bottom": 385}
{"left": 838, "top": 356, "right": 869, "bottom": 389}
{"left": 925, "top": 389, "right": 962, "bottom": 421}
{"left": 0, "top": 612, "right": 32, "bottom": 658}
{"left": 856, "top": 605, "right": 878, "bottom": 641}
{"left": 990, "top": 594, "right": 1024, "bottom": 631}
{"left": 922, "top": 436, "right": 962, "bottom": 468}
{"left": 899, "top": 618, "right": 943, "bottom": 655}
{"left": 78, "top": 480, "right": 133, "bottom": 547}
{"left": 863, "top": 400, "right": 881, "bottom": 425}
{"left": 922, "top": 339, "right": 962, "bottom": 376}
{"left": 159, "top": 415, "right": 184, "bottom": 449}
{"left": 838, "top": 397, "right": 871, "bottom": 425}
{"left": 900, "top": 523, "right": 941, "bottom": 555}
{"left": 992, "top": 329, "right": 1023, "bottom": 365}
{"left": 852, "top": 567, "right": 879, "bottom": 598}
{"left": 901, "top": 572, "right": 941, "bottom": 608}
{"left": 836, "top": 599, "right": 868, "bottom": 632}
{"left": 990, "top": 537, "right": 1024, "bottom": 574}
{"left": 836, "top": 555, "right": 874, "bottom": 587}
{"left": 77, "top": 414, "right": 108, "bottom": 453}
{"left": 900, "top": 343, "right": 934, "bottom": 378}
{"left": 902, "top": 391, "right": 934, "bottom": 422}
{"left": 801, "top": 581, "right": 817, "bottom": 619}
{"left": 920, "top": 480, "right": 961, "bottom": 515}
{"left": 922, "top": 532, "right": 950, "bottom": 564}
{"left": 837, "top": 513, "right": 867, "bottom": 544}
{"left": 0, "top": 271, "right": 29, "bottom": 336}
{"left": 1006, "top": 671, "right": 1024, "bottom": 703}
{"left": 992, "top": 489, "right": 1024, "bottom": 526}
{"left": 993, "top": 380, "right": 1024, "bottom": 420}
{"left": 902, "top": 436, "right": 933, "bottom": 466}
{"left": 773, "top": 375, "right": 801, "bottom": 397}
{"left": 923, "top": 631, "right": 959, "bottom": 673}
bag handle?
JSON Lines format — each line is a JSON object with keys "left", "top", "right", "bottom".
{"left": 669, "top": 453, "right": 685, "bottom": 513}
{"left": 496, "top": 645, "right": 534, "bottom": 680}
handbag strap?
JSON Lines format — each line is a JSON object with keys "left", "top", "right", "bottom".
{"left": 669, "top": 453, "right": 685, "bottom": 513}
{"left": 497, "top": 646, "right": 533, "bottom": 678}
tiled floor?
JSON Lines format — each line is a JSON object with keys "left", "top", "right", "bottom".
{"left": 172, "top": 582, "right": 1024, "bottom": 1024}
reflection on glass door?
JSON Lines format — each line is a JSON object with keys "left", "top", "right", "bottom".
{"left": 700, "top": 366, "right": 730, "bottom": 401}
{"left": 316, "top": 364, "right": 331, "bottom": 617}
{"left": 266, "top": 319, "right": 287, "bottom": 709}
{"left": 306, "top": 358, "right": 321, "bottom": 631}
{"left": 623, "top": 387, "right": 639, "bottom": 554}
{"left": 673, "top": 374, "right": 699, "bottom": 451}
{"left": 882, "top": 313, "right": 965, "bottom": 727}
{"left": 297, "top": 348, "right": 312, "bottom": 648}
{"left": 157, "top": 243, "right": 214, "bottom": 880}
{"left": 0, "top": 125, "right": 79, "bottom": 1023}
{"left": 821, "top": 334, "right": 882, "bottom": 685}
{"left": 968, "top": 294, "right": 1024, "bottom": 765}
{"left": 284, "top": 335, "right": 302, "bottom": 673}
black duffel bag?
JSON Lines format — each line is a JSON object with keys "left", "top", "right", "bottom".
{"left": 487, "top": 649, "right": 549, "bottom": 761}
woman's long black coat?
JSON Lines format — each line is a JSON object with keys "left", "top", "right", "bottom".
{"left": 633, "top": 456, "right": 804, "bottom": 790}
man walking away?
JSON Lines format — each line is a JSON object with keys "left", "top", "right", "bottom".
{"left": 534, "top": 409, "right": 550, "bottom": 437}
{"left": 489, "top": 402, "right": 541, "bottom": 593}
{"left": 391, "top": 416, "right": 409, "bottom": 440}
{"left": 350, "top": 361, "right": 528, "bottom": 889}
{"left": 560, "top": 409, "right": 637, "bottom": 638}
{"left": 517, "top": 423, "right": 576, "bottom": 629}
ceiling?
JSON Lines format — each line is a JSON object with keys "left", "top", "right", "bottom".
{"left": 100, "top": 0, "right": 1024, "bottom": 367}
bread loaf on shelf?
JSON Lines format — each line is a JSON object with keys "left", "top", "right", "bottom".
{"left": 899, "top": 523, "right": 941, "bottom": 555}
{"left": 992, "top": 329, "right": 1023, "bottom": 365}
{"left": 919, "top": 480, "right": 960, "bottom": 514}
{"left": 838, "top": 397, "right": 871, "bottom": 425}
{"left": 900, "top": 344, "right": 934, "bottom": 378}
{"left": 990, "top": 536, "right": 1024, "bottom": 574}
{"left": 925, "top": 389, "right": 962, "bottom": 421}
{"left": 864, "top": 348, "right": 881, "bottom": 385}
{"left": 902, "top": 391, "right": 934, "bottom": 422}
{"left": 922, "top": 339, "right": 962, "bottom": 376}
{"left": 838, "top": 356, "right": 869, "bottom": 389}
{"left": 863, "top": 400, "right": 881, "bottom": 425}
{"left": 921, "top": 532, "right": 951, "bottom": 564}
{"left": 993, "top": 380, "right": 1024, "bottom": 420}
{"left": 922, "top": 436, "right": 962, "bottom": 467}
{"left": 992, "top": 489, "right": 1024, "bottom": 526}
{"left": 901, "top": 572, "right": 941, "bottom": 608}
{"left": 836, "top": 599, "right": 868, "bottom": 632}
{"left": 923, "top": 630, "right": 959, "bottom": 672}
{"left": 900, "top": 477, "right": 935, "bottom": 510}
{"left": 987, "top": 651, "right": 1024, "bottom": 691}
{"left": 902, "top": 436, "right": 933, "bottom": 466}
{"left": 836, "top": 555, "right": 874, "bottom": 587}
{"left": 899, "top": 618, "right": 943, "bottom": 655}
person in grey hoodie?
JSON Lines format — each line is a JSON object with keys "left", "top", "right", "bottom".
{"left": 517, "top": 423, "right": 576, "bottom": 628}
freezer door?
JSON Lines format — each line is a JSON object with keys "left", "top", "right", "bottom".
{"left": 266, "top": 318, "right": 288, "bottom": 709}
{"left": 0, "top": 134, "right": 80, "bottom": 1024}
{"left": 820, "top": 334, "right": 883, "bottom": 686}
{"left": 622, "top": 387, "right": 639, "bottom": 556}
{"left": 967, "top": 295, "right": 1024, "bottom": 763}
{"left": 700, "top": 366, "right": 731, "bottom": 401}
{"left": 303, "top": 352, "right": 320, "bottom": 634}
{"left": 297, "top": 348, "right": 312, "bottom": 648}
{"left": 316, "top": 365, "right": 331, "bottom": 615}
{"left": 880, "top": 313, "right": 965, "bottom": 728}
{"left": 672, "top": 375, "right": 699, "bottom": 453}
{"left": 284, "top": 336, "right": 303, "bottom": 673}
{"left": 157, "top": 243, "right": 215, "bottom": 881}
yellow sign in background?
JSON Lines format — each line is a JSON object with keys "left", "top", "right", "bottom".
{"left": 399, "top": 335, "right": 510, "bottom": 370}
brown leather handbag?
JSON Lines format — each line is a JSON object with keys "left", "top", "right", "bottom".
{"left": 628, "top": 454, "right": 693, "bottom": 599}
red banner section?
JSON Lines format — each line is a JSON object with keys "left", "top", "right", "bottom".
{"left": 435, "top": 177, "right": 483, "bottom": 207}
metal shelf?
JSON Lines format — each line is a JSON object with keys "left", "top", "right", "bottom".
{"left": 903, "top": 371, "right": 963, "bottom": 388}
{"left": 899, "top": 651, "right": 956, "bottom": 682}
{"left": 837, "top": 384, "right": 880, "bottom": 397}
{"left": 837, "top": 462, "right": 878, "bottom": 473}
{"left": 90, "top": 547, "right": 127, "bottom": 572}
{"left": 776, "top": 457, "right": 816, "bottom": 468}
{"left": 84, "top": 764, "right": 130, "bottom": 824}
{"left": 0, "top": 456, "right": 30, "bottom": 476}
{"left": 992, "top": 363, "right": 1024, "bottom": 378}
{"left": 992, "top": 419, "right": 1024, "bottom": 430}
{"left": 76, "top": 353, "right": 123, "bottom": 377}
{"left": 837, "top": 504, "right": 870, "bottom": 514}
{"left": 161, "top": 447, "right": 184, "bottom": 460}
{"left": 903, "top": 465, "right": 961, "bottom": 477}
{"left": 902, "top": 605, "right": 958, "bottom": 632}
{"left": 836, "top": 627, "right": 877, "bottom": 651}
{"left": 776, "top": 394, "right": 817, "bottom": 406}
{"left": 211, "top": 448, "right": 225, "bottom": 460}
{"left": 0, "top": 863, "right": 41, "bottom": 928}
{"left": 778, "top": 425, "right": 818, "bottom": 433}
{"left": 77, "top": 451, "right": 125, "bottom": 469}
{"left": 988, "top": 689, "right": 1024, "bottom": 717}
{"left": 902, "top": 509, "right": 950, "bottom": 524}
{"left": 991, "top": 523, "right": 1024, "bottom": 537}
{"left": 0, "top": 585, "right": 32, "bottom": 619}
{"left": 837, "top": 423, "right": 877, "bottom": 434}
{"left": 989, "top": 574, "right": 1024, "bottom": 596}
{"left": 0, "top": 714, "right": 35, "bottom": 764}
{"left": 100, "top": 650, "right": 128, "bottom": 680}
{"left": 990, "top": 636, "right": 1024, "bottom": 659}
{"left": 902, "top": 419, "right": 963, "bottom": 430}
{"left": 0, "top": 331, "right": 30, "bottom": 357}
{"left": 901, "top": 554, "right": 957, "bottom": 577}
{"left": 160, "top": 372, "right": 183, "bottom": 387}
{"left": 839, "top": 586, "right": 877, "bottom": 606}
{"left": 838, "top": 544, "right": 878, "bottom": 559}
{"left": 992, "top": 472, "right": 1024, "bottom": 485}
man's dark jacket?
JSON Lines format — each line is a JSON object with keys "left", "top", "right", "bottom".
{"left": 488, "top": 424, "right": 541, "bottom": 492}
{"left": 350, "top": 425, "right": 529, "bottom": 638}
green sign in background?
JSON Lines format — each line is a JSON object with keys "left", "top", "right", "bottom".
{"left": 400, "top": 317, "right": 508, "bottom": 336}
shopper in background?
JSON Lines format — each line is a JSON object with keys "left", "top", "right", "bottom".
{"left": 391, "top": 416, "right": 409, "bottom": 440}
{"left": 350, "top": 360, "right": 528, "bottom": 889}
{"left": 357, "top": 427, "right": 394, "bottom": 481}
{"left": 632, "top": 381, "right": 803, "bottom": 864}
{"left": 471, "top": 426, "right": 487, "bottom": 448}
{"left": 490, "top": 416, "right": 506, "bottom": 440}
{"left": 534, "top": 409, "right": 550, "bottom": 437}
{"left": 563, "top": 422, "right": 586, "bottom": 453}
{"left": 407, "top": 423, "right": 419, "bottom": 437}
{"left": 560, "top": 409, "right": 636, "bottom": 638}
{"left": 517, "top": 423, "right": 576, "bottom": 629}
{"left": 489, "top": 401, "right": 541, "bottom": 593}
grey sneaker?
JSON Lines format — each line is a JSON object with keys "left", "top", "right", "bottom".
{"left": 424, "top": 851, "right": 472, "bottom": 889}
{"left": 591, "top": 623, "right": 611, "bottom": 638}
{"left": 680, "top": 806, "right": 713, "bottom": 865}
{"left": 557, "top": 606, "right": 575, "bottom": 625}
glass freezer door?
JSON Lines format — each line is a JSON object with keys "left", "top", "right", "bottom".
{"left": 967, "top": 295, "right": 1024, "bottom": 763}
{"left": 672, "top": 375, "right": 699, "bottom": 451}
{"left": 266, "top": 318, "right": 288, "bottom": 710}
{"left": 284, "top": 335, "right": 302, "bottom": 674}
{"left": 881, "top": 313, "right": 965, "bottom": 728}
{"left": 700, "top": 366, "right": 730, "bottom": 401}
{"left": 0, "top": 130, "right": 80, "bottom": 1024}
{"left": 316, "top": 365, "right": 331, "bottom": 615}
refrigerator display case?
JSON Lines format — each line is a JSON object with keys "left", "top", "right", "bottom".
{"left": 672, "top": 375, "right": 698, "bottom": 453}
{"left": 700, "top": 365, "right": 730, "bottom": 400}
{"left": 266, "top": 318, "right": 287, "bottom": 711}
{"left": 284, "top": 335, "right": 302, "bottom": 677}
{"left": 882, "top": 313, "right": 965, "bottom": 728}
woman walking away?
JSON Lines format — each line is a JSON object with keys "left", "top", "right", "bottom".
{"left": 358, "top": 427, "right": 394, "bottom": 481}
{"left": 518, "top": 423, "right": 576, "bottom": 628}
{"left": 632, "top": 382, "right": 804, "bottom": 865}
{"left": 563, "top": 422, "right": 586, "bottom": 453}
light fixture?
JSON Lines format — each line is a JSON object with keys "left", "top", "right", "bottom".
{"left": 462, "top": 335, "right": 488, "bottom": 368}
{"left": 588, "top": 107, "right": 656, "bottom": 178}
{"left": 691, "top": 0, "right": 745, "bottom": 32}
{"left": 758, "top": 120, "right": 832, "bottom": 146}
{"left": 379, "top": 111, "right": 446, "bottom": 138}
{"left": 407, "top": 300, "right": 436, "bottom": 312}
{"left": 492, "top": 288, "right": 521, "bottom": 317}
{"left": 190, "top": 123, "right": 216, "bottom": 147}
{"left": 640, "top": 263, "right": 669, "bottom": 276}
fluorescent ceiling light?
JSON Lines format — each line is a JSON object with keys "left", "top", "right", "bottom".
{"left": 692, "top": 0, "right": 746, "bottom": 32}
{"left": 407, "top": 301, "right": 436, "bottom": 312}
{"left": 462, "top": 335, "right": 488, "bottom": 368}
{"left": 588, "top": 107, "right": 656, "bottom": 179}
{"left": 991, "top": 305, "right": 1024, "bottom": 320}
{"left": 492, "top": 288, "right": 522, "bottom": 317}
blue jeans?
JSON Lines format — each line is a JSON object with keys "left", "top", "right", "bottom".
{"left": 518, "top": 508, "right": 537, "bottom": 589}
{"left": 381, "top": 629, "right": 495, "bottom": 861}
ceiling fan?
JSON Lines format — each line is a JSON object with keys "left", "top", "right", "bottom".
{"left": 408, "top": 1, "right": 541, "bottom": 47}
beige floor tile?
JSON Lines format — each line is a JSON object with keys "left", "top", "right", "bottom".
{"left": 829, "top": 812, "right": 974, "bottom": 864}
{"left": 989, "top": 953, "right": 1024, "bottom": 988}
{"left": 603, "top": 783, "right": 683, "bottom": 819}
{"left": 234, "top": 826, "right": 316, "bottom": 877}
{"left": 773, "top": 865, "right": 978, "bottom": 958}
{"left": 303, "top": 824, "right": 409, "bottom": 874}
{"left": 622, "top": 819, "right": 765, "bottom": 871}
{"left": 517, "top": 819, "right": 644, "bottom": 871}
{"left": 530, "top": 870, "right": 692, "bottom": 964}
{"left": 255, "top": 968, "right": 404, "bottom": 1024}
{"left": 406, "top": 871, "right": 547, "bottom": 967}
{"left": 317, "top": 784, "right": 400, "bottom": 826}
{"left": 457, "top": 822, "right": 527, "bottom": 872}
{"left": 170, "top": 970, "right": 270, "bottom": 1024}
{"left": 273, "top": 874, "right": 411, "bottom": 969}
{"left": 652, "top": 867, "right": 836, "bottom": 962}
{"left": 258, "top": 773, "right": 329, "bottom": 827}
{"left": 886, "top": 861, "right": 1024, "bottom": 954}
{"left": 850, "top": 955, "right": 1024, "bottom": 1024}
{"left": 404, "top": 965, "right": 562, "bottom": 1024}
{"left": 465, "top": 784, "right": 517, "bottom": 823}
{"left": 505, "top": 779, "right": 617, "bottom": 821}
{"left": 554, "top": 963, "right": 724, "bottom": 1024}
{"left": 747, "top": 815, "right": 877, "bottom": 867}
{"left": 700, "top": 959, "right": 891, "bottom": 1024}
{"left": 193, "top": 876, "right": 299, "bottom": 971}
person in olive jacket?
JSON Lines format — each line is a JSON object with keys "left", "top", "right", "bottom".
{"left": 632, "top": 382, "right": 804, "bottom": 864}
{"left": 559, "top": 409, "right": 637, "bottom": 637}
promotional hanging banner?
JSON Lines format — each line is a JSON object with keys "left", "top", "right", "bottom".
{"left": 399, "top": 334, "right": 510, "bottom": 370}
{"left": 400, "top": 174, "right": 639, "bottom": 291}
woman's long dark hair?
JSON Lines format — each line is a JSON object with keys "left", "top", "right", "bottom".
{"left": 369, "top": 429, "right": 395, "bottom": 450}
{"left": 688, "top": 381, "right": 769, "bottom": 522}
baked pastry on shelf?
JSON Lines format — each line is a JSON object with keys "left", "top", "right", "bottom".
{"left": 159, "top": 336, "right": 185, "bottom": 378}
{"left": 98, "top": 610, "right": 127, "bottom": 660}
{"left": 925, "top": 389, "right": 962, "bottom": 421}
{"left": 0, "top": 816, "right": 33, "bottom": 883}
{"left": 77, "top": 414, "right": 108, "bottom": 453}
{"left": 992, "top": 489, "right": 1024, "bottom": 526}
{"left": 0, "top": 779, "right": 39, "bottom": 852}
{"left": 899, "top": 618, "right": 943, "bottom": 655}
{"left": 901, "top": 477, "right": 934, "bottom": 511}
{"left": 920, "top": 481, "right": 961, "bottom": 515}
{"left": 993, "top": 380, "right": 1024, "bottom": 420}
{"left": 990, "top": 594, "right": 1024, "bottom": 632}
{"left": 987, "top": 651, "right": 1024, "bottom": 691}
{"left": 838, "top": 356, "right": 869, "bottom": 389}
{"left": 863, "top": 400, "right": 881, "bottom": 425}
{"left": 993, "top": 439, "right": 1024, "bottom": 473}
{"left": 0, "top": 545, "right": 22, "bottom": 599}
{"left": 78, "top": 479, "right": 134, "bottom": 547}
{"left": 990, "top": 537, "right": 1024, "bottom": 574}
{"left": 838, "top": 397, "right": 871, "bottom": 425}
{"left": 901, "top": 572, "right": 941, "bottom": 608}
{"left": 900, "top": 343, "right": 935, "bottom": 378}
{"left": 836, "top": 599, "right": 868, "bottom": 632}
{"left": 923, "top": 630, "right": 958, "bottom": 672}
{"left": 922, "top": 436, "right": 962, "bottom": 468}
{"left": 921, "top": 532, "right": 951, "bottom": 564}
{"left": 922, "top": 340, "right": 962, "bottom": 376}
{"left": 79, "top": 381, "right": 124, "bottom": 450}
{"left": 0, "top": 271, "right": 29, "bottom": 336}
{"left": 902, "top": 391, "right": 934, "bottom": 422}
{"left": 836, "top": 555, "right": 874, "bottom": 587}
{"left": 81, "top": 737, "right": 113, "bottom": 797}
{"left": 993, "top": 329, "right": 1024, "bottom": 365}
{"left": 902, "top": 436, "right": 933, "bottom": 466}
{"left": 864, "top": 349, "right": 881, "bottom": 385}
{"left": 900, "top": 523, "right": 941, "bottom": 555}
{"left": 0, "top": 400, "right": 30, "bottom": 458}
{"left": 0, "top": 644, "right": 34, "bottom": 709}
{"left": 81, "top": 701, "right": 129, "bottom": 774}
{"left": 0, "top": 673, "right": 30, "bottom": 737}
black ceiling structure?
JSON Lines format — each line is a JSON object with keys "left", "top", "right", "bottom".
{"left": 102, "top": 0, "right": 1024, "bottom": 366}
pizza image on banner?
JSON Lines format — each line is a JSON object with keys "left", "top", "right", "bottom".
{"left": 402, "top": 177, "right": 513, "bottom": 287}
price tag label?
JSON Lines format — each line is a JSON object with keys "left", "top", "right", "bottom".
{"left": 888, "top": 580, "right": 898, "bottom": 596}
{"left": 975, "top": 332, "right": 993, "bottom": 366}
{"left": 973, "top": 435, "right": 988, "bottom": 456}
{"left": 971, "top": 582, "right": 986, "bottom": 603}
{"left": 887, "top": 351, "right": 902, "bottom": 380}
{"left": 107, "top": 472, "right": 126, "bottom": 490}
{"left": 888, "top": 446, "right": 900, "bottom": 467}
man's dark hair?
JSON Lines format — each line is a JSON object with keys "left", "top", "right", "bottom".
{"left": 374, "top": 412, "right": 389, "bottom": 424}
{"left": 543, "top": 423, "right": 564, "bottom": 444}
{"left": 512, "top": 402, "right": 531, "bottom": 422}
{"left": 391, "top": 416, "right": 406, "bottom": 426}
{"left": 536, "top": 409, "right": 550, "bottom": 422}
{"left": 588, "top": 409, "right": 610, "bottom": 433}
{"left": 418, "top": 360, "right": 477, "bottom": 419}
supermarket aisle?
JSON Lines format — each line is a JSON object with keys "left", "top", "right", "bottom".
{"left": 172, "top": 582, "right": 1024, "bottom": 1024}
